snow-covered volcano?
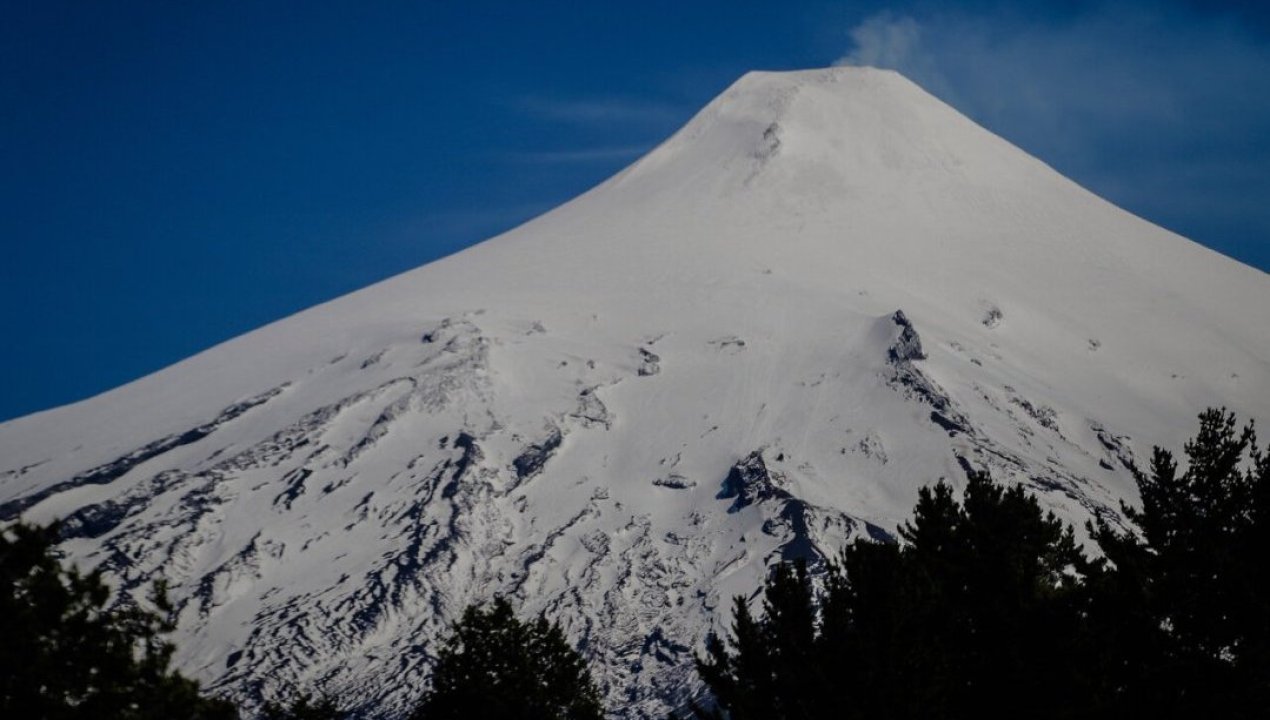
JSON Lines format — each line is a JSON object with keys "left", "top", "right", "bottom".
{"left": 2, "top": 67, "right": 1268, "bottom": 717}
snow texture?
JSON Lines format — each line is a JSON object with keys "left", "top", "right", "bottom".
{"left": 2, "top": 67, "right": 1269, "bottom": 718}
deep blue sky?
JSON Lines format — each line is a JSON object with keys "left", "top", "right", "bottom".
{"left": 3, "top": 1, "right": 1268, "bottom": 422}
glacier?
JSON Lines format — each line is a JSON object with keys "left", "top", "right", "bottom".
{"left": 2, "top": 67, "right": 1268, "bottom": 718}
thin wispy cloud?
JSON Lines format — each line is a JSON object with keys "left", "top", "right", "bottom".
{"left": 391, "top": 201, "right": 557, "bottom": 251}
{"left": 514, "top": 96, "right": 684, "bottom": 126}
{"left": 833, "top": 3, "right": 1270, "bottom": 264}
{"left": 505, "top": 144, "right": 651, "bottom": 165}
{"left": 505, "top": 94, "right": 674, "bottom": 167}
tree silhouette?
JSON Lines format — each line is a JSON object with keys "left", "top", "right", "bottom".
{"left": 261, "top": 692, "right": 344, "bottom": 720}
{"left": 0, "top": 521, "right": 237, "bottom": 719}
{"left": 1090, "top": 408, "right": 1270, "bottom": 717}
{"left": 411, "top": 596, "right": 603, "bottom": 720}
{"left": 694, "top": 409, "right": 1270, "bottom": 720}
{"left": 695, "top": 472, "right": 1093, "bottom": 720}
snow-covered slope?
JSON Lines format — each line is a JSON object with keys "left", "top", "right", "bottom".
{"left": 2, "top": 67, "right": 1268, "bottom": 717}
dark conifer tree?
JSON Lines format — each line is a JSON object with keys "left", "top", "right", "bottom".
{"left": 695, "top": 597, "right": 773, "bottom": 719}
{"left": 695, "top": 561, "right": 821, "bottom": 718}
{"left": 1090, "top": 408, "right": 1270, "bottom": 718}
{"left": 411, "top": 596, "right": 603, "bottom": 720}
{"left": 693, "top": 409, "right": 1270, "bottom": 720}
{"left": 0, "top": 521, "right": 238, "bottom": 719}
{"left": 694, "top": 472, "right": 1091, "bottom": 720}
{"left": 261, "top": 693, "right": 344, "bottom": 720}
